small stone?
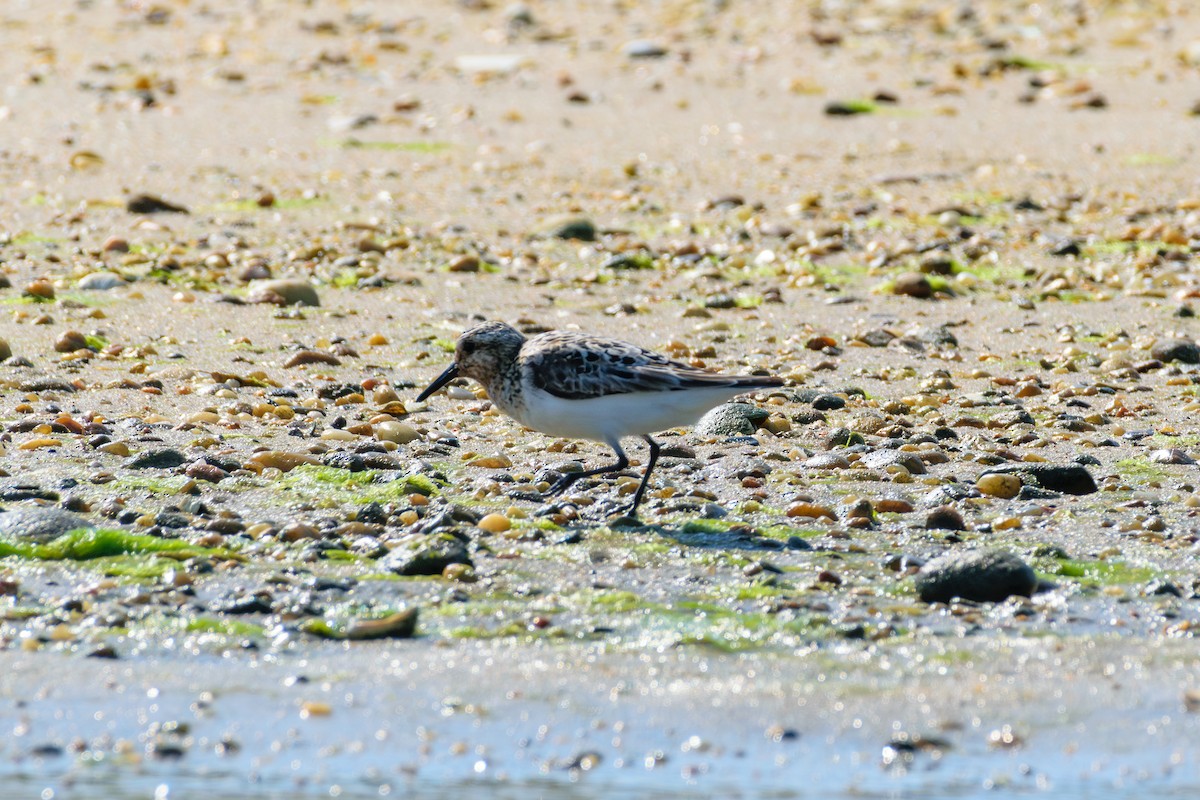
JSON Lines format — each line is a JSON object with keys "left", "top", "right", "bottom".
{"left": 375, "top": 421, "right": 420, "bottom": 445}
{"left": 982, "top": 464, "right": 1097, "bottom": 495}
{"left": 468, "top": 454, "right": 512, "bottom": 469}
{"left": 804, "top": 453, "right": 850, "bottom": 469}
{"left": 447, "top": 254, "right": 480, "bottom": 272}
{"left": 381, "top": 533, "right": 472, "bottom": 576}
{"left": 127, "top": 448, "right": 186, "bottom": 470}
{"left": 925, "top": 506, "right": 965, "bottom": 531}
{"left": 1151, "top": 338, "right": 1200, "bottom": 364}
{"left": 786, "top": 502, "right": 836, "bottom": 520}
{"left": 547, "top": 216, "right": 596, "bottom": 241}
{"left": 249, "top": 451, "right": 322, "bottom": 472}
{"left": 976, "top": 472, "right": 1022, "bottom": 499}
{"left": 0, "top": 339, "right": 11, "bottom": 361}
{"left": 125, "top": 193, "right": 188, "bottom": 214}
{"left": 248, "top": 279, "right": 321, "bottom": 307}
{"left": 24, "top": 279, "right": 55, "bottom": 300}
{"left": 78, "top": 271, "right": 127, "bottom": 290}
{"left": 183, "top": 460, "right": 225, "bottom": 484}
{"left": 1150, "top": 448, "right": 1196, "bottom": 465}
{"left": 696, "top": 403, "right": 768, "bottom": 436}
{"left": 344, "top": 608, "right": 418, "bottom": 640}
{"left": 915, "top": 549, "right": 1037, "bottom": 603}
{"left": 477, "top": 513, "right": 511, "bottom": 533}
{"left": 622, "top": 39, "right": 668, "bottom": 58}
{"left": 0, "top": 507, "right": 93, "bottom": 543}
{"left": 54, "top": 331, "right": 90, "bottom": 353}
{"left": 892, "top": 272, "right": 934, "bottom": 298}
{"left": 284, "top": 350, "right": 341, "bottom": 368}
{"left": 860, "top": 451, "right": 926, "bottom": 474}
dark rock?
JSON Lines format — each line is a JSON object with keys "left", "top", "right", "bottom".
{"left": 381, "top": 533, "right": 472, "bottom": 576}
{"left": 915, "top": 549, "right": 1037, "bottom": 603}
{"left": 892, "top": 272, "right": 934, "bottom": 298}
{"left": 127, "top": 448, "right": 187, "bottom": 470}
{"left": 860, "top": 451, "right": 926, "bottom": 474}
{"left": 0, "top": 507, "right": 92, "bottom": 542}
{"left": 924, "top": 506, "right": 966, "bottom": 531}
{"left": 0, "top": 486, "right": 60, "bottom": 502}
{"left": 218, "top": 595, "right": 274, "bottom": 615}
{"left": 1048, "top": 238, "right": 1082, "bottom": 257}
{"left": 982, "top": 464, "right": 1097, "bottom": 495}
{"left": 322, "top": 452, "right": 366, "bottom": 472}
{"left": 126, "top": 193, "right": 188, "bottom": 214}
{"left": 1150, "top": 338, "right": 1200, "bottom": 364}
{"left": 549, "top": 217, "right": 596, "bottom": 241}
{"left": 859, "top": 329, "right": 896, "bottom": 347}
{"left": 811, "top": 394, "right": 845, "bottom": 411}
{"left": 695, "top": 403, "right": 768, "bottom": 437}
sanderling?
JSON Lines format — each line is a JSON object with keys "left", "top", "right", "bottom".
{"left": 416, "top": 321, "right": 783, "bottom": 517}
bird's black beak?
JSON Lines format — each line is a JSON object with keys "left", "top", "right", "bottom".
{"left": 415, "top": 363, "right": 459, "bottom": 402}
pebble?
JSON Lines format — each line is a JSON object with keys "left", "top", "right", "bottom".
{"left": 1150, "top": 338, "right": 1200, "bottom": 364}
{"left": 126, "top": 193, "right": 188, "bottom": 214}
{"left": 284, "top": 350, "right": 341, "bottom": 368}
{"left": 804, "top": 453, "right": 850, "bottom": 469}
{"left": 0, "top": 507, "right": 94, "bottom": 542}
{"left": 1149, "top": 448, "right": 1196, "bottom": 465}
{"left": 344, "top": 609, "right": 418, "bottom": 640}
{"left": 127, "top": 448, "right": 187, "bottom": 470}
{"left": 248, "top": 279, "right": 321, "bottom": 307}
{"left": 925, "top": 506, "right": 966, "bottom": 531}
{"left": 976, "top": 472, "right": 1022, "bottom": 499}
{"left": 249, "top": 451, "right": 322, "bottom": 472}
{"left": 477, "top": 513, "right": 512, "bottom": 533}
{"left": 375, "top": 421, "right": 420, "bottom": 444}
{"left": 0, "top": 338, "right": 10, "bottom": 361}
{"left": 891, "top": 272, "right": 934, "bottom": 298}
{"left": 54, "top": 331, "right": 90, "bottom": 353}
{"left": 381, "top": 533, "right": 473, "bottom": 576}
{"left": 982, "top": 464, "right": 1097, "bottom": 495}
{"left": 695, "top": 403, "right": 768, "bottom": 436}
{"left": 622, "top": 39, "right": 668, "bottom": 59}
{"left": 915, "top": 549, "right": 1037, "bottom": 603}
{"left": 77, "top": 271, "right": 127, "bottom": 291}
{"left": 546, "top": 216, "right": 596, "bottom": 241}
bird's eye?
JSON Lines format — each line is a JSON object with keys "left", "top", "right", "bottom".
{"left": 460, "top": 341, "right": 476, "bottom": 356}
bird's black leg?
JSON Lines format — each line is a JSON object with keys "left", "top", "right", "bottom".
{"left": 626, "top": 436, "right": 661, "bottom": 517}
{"left": 545, "top": 444, "right": 629, "bottom": 497}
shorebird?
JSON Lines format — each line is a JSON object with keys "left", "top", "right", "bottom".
{"left": 416, "top": 321, "right": 783, "bottom": 517}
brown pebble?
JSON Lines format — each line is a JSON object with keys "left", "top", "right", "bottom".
{"left": 925, "top": 506, "right": 966, "bottom": 531}
{"left": 25, "top": 279, "right": 56, "bottom": 300}
{"left": 892, "top": 272, "right": 934, "bottom": 299}
{"left": 55, "top": 331, "right": 90, "bottom": 353}
{"left": 284, "top": 350, "right": 341, "bottom": 368}
{"left": 185, "top": 461, "right": 228, "bottom": 483}
{"left": 448, "top": 254, "right": 481, "bottom": 272}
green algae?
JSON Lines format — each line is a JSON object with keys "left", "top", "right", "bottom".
{"left": 0, "top": 528, "right": 227, "bottom": 562}
{"left": 280, "top": 464, "right": 441, "bottom": 504}
{"left": 1041, "top": 558, "right": 1155, "bottom": 586}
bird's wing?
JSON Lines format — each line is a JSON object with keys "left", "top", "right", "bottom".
{"left": 523, "top": 332, "right": 780, "bottom": 400}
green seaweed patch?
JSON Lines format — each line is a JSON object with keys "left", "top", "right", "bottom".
{"left": 281, "top": 465, "right": 441, "bottom": 504}
{"left": 679, "top": 519, "right": 739, "bottom": 535}
{"left": 336, "top": 138, "right": 451, "bottom": 153}
{"left": 994, "top": 54, "right": 1062, "bottom": 72}
{"left": 0, "top": 528, "right": 228, "bottom": 562}
{"left": 186, "top": 617, "right": 265, "bottom": 638}
{"left": 1041, "top": 557, "right": 1155, "bottom": 586}
{"left": 1113, "top": 457, "right": 1173, "bottom": 482}
{"left": 1125, "top": 153, "right": 1179, "bottom": 167}
{"left": 110, "top": 474, "right": 195, "bottom": 496}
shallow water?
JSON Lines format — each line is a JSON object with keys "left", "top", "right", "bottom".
{"left": 3, "top": 638, "right": 1197, "bottom": 800}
